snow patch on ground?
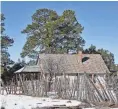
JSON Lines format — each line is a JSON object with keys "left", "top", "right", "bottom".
{"left": 0, "top": 94, "right": 82, "bottom": 109}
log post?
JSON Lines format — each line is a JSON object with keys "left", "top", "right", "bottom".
{"left": 77, "top": 73, "right": 80, "bottom": 100}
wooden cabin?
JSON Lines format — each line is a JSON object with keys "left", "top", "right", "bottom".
{"left": 15, "top": 53, "right": 110, "bottom": 83}
{"left": 13, "top": 53, "right": 116, "bottom": 102}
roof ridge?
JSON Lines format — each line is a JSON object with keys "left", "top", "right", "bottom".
{"left": 39, "top": 53, "right": 101, "bottom": 55}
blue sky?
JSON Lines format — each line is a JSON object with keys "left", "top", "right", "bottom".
{"left": 1, "top": 1, "right": 118, "bottom": 63}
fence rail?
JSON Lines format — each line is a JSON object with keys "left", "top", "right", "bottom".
{"left": 1, "top": 72, "right": 118, "bottom": 104}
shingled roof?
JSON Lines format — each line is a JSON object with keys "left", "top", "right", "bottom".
{"left": 15, "top": 65, "right": 40, "bottom": 73}
{"left": 38, "top": 54, "right": 110, "bottom": 74}
{"left": 15, "top": 54, "right": 110, "bottom": 74}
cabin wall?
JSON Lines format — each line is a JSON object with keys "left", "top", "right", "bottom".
{"left": 55, "top": 73, "right": 105, "bottom": 85}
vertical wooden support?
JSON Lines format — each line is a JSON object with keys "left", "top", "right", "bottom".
{"left": 31, "top": 73, "right": 34, "bottom": 96}
{"left": 77, "top": 73, "right": 80, "bottom": 100}
{"left": 13, "top": 76, "right": 15, "bottom": 94}
{"left": 15, "top": 74, "right": 18, "bottom": 94}
{"left": 79, "top": 75, "right": 82, "bottom": 101}
{"left": 33, "top": 73, "right": 36, "bottom": 96}
{"left": 92, "top": 74, "right": 94, "bottom": 82}
{"left": 22, "top": 73, "right": 26, "bottom": 95}
{"left": 37, "top": 73, "right": 40, "bottom": 96}
{"left": 19, "top": 73, "right": 25, "bottom": 94}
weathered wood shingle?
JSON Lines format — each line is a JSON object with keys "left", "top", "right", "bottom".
{"left": 38, "top": 54, "right": 110, "bottom": 74}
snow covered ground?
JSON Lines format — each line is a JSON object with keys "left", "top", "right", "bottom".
{"left": 0, "top": 94, "right": 82, "bottom": 109}
{"left": 1, "top": 94, "right": 118, "bottom": 109}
